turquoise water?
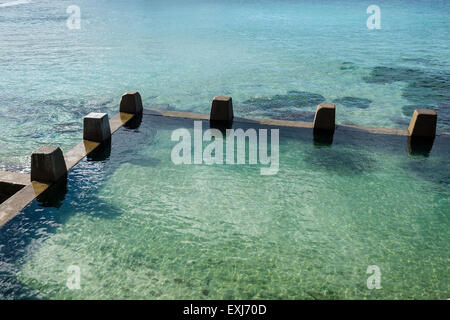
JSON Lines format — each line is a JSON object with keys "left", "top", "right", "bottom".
{"left": 0, "top": 0, "right": 449, "bottom": 171}
{"left": 0, "top": 114, "right": 448, "bottom": 299}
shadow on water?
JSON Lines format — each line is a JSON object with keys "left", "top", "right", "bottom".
{"left": 124, "top": 112, "right": 143, "bottom": 130}
{"left": 303, "top": 148, "right": 377, "bottom": 176}
{"left": 36, "top": 176, "right": 68, "bottom": 208}
{"left": 363, "top": 66, "right": 450, "bottom": 130}
{"left": 313, "top": 129, "right": 334, "bottom": 146}
{"left": 404, "top": 157, "right": 450, "bottom": 189}
{"left": 87, "top": 138, "right": 111, "bottom": 162}
{"left": 407, "top": 136, "right": 435, "bottom": 157}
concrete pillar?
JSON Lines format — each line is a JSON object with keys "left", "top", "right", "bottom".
{"left": 408, "top": 109, "right": 437, "bottom": 137}
{"left": 31, "top": 146, "right": 67, "bottom": 183}
{"left": 313, "top": 103, "right": 335, "bottom": 131}
{"left": 210, "top": 96, "right": 234, "bottom": 122}
{"left": 83, "top": 112, "right": 111, "bottom": 142}
{"left": 120, "top": 91, "right": 143, "bottom": 114}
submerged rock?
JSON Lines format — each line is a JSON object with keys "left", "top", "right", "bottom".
{"left": 340, "top": 62, "right": 358, "bottom": 71}
{"left": 332, "top": 97, "right": 372, "bottom": 109}
{"left": 243, "top": 91, "right": 325, "bottom": 110}
{"left": 363, "top": 66, "right": 425, "bottom": 84}
{"left": 265, "top": 110, "right": 316, "bottom": 122}
{"left": 401, "top": 102, "right": 450, "bottom": 129}
{"left": 240, "top": 90, "right": 326, "bottom": 121}
{"left": 364, "top": 66, "right": 450, "bottom": 130}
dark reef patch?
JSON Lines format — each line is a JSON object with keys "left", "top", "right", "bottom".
{"left": 436, "top": 102, "right": 450, "bottom": 128}
{"left": 401, "top": 103, "right": 450, "bottom": 129}
{"left": 363, "top": 66, "right": 425, "bottom": 84}
{"left": 264, "top": 110, "right": 316, "bottom": 122}
{"left": 4, "top": 98, "right": 116, "bottom": 125}
{"left": 402, "top": 73, "right": 450, "bottom": 106}
{"left": 401, "top": 105, "right": 432, "bottom": 117}
{"left": 332, "top": 97, "right": 372, "bottom": 109}
{"left": 243, "top": 91, "right": 325, "bottom": 110}
{"left": 401, "top": 57, "right": 440, "bottom": 66}
{"left": 239, "top": 90, "right": 325, "bottom": 121}
{"left": 364, "top": 66, "right": 450, "bottom": 130}
{"left": 390, "top": 117, "right": 410, "bottom": 127}
{"left": 340, "top": 62, "right": 358, "bottom": 71}
{"left": 0, "top": 97, "right": 115, "bottom": 126}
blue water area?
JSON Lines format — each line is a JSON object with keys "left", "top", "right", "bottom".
{"left": 0, "top": 0, "right": 449, "bottom": 170}
{"left": 0, "top": 114, "right": 449, "bottom": 299}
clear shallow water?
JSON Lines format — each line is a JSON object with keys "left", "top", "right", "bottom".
{"left": 0, "top": 114, "right": 448, "bottom": 299}
{"left": 0, "top": 0, "right": 450, "bottom": 170}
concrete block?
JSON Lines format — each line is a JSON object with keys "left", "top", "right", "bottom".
{"left": 210, "top": 96, "right": 234, "bottom": 122}
{"left": 120, "top": 91, "right": 143, "bottom": 114}
{"left": 31, "top": 146, "right": 67, "bottom": 183}
{"left": 83, "top": 112, "right": 111, "bottom": 142}
{"left": 313, "top": 103, "right": 335, "bottom": 131}
{"left": 408, "top": 109, "right": 437, "bottom": 137}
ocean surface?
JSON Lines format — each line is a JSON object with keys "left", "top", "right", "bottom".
{"left": 0, "top": 0, "right": 449, "bottom": 170}
{"left": 0, "top": 0, "right": 449, "bottom": 300}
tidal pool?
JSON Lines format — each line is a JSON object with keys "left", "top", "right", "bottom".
{"left": 0, "top": 114, "right": 448, "bottom": 299}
